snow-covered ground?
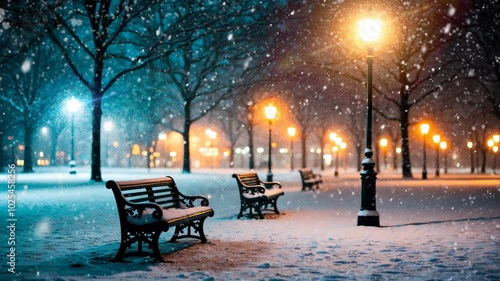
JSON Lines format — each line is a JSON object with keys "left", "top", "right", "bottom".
{"left": 1, "top": 167, "right": 499, "bottom": 280}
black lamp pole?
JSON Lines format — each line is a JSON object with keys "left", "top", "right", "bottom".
{"left": 290, "top": 134, "right": 294, "bottom": 171}
{"left": 357, "top": 45, "right": 380, "bottom": 227}
{"left": 71, "top": 113, "right": 75, "bottom": 162}
{"left": 422, "top": 135, "right": 427, "bottom": 179}
{"left": 267, "top": 119, "right": 273, "bottom": 182}
{"left": 435, "top": 143, "right": 440, "bottom": 177}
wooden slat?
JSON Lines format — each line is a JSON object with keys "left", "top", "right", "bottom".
{"left": 123, "top": 190, "right": 151, "bottom": 197}
{"left": 150, "top": 193, "right": 175, "bottom": 201}
{"left": 129, "top": 197, "right": 151, "bottom": 203}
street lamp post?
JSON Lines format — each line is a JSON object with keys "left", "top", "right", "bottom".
{"left": 357, "top": 18, "right": 382, "bottom": 227}
{"left": 467, "top": 141, "right": 475, "bottom": 173}
{"left": 104, "top": 121, "right": 113, "bottom": 167}
{"left": 333, "top": 146, "right": 339, "bottom": 176}
{"left": 493, "top": 135, "right": 499, "bottom": 174}
{"left": 66, "top": 97, "right": 81, "bottom": 175}
{"left": 493, "top": 146, "right": 498, "bottom": 174}
{"left": 420, "top": 123, "right": 430, "bottom": 179}
{"left": 287, "top": 127, "right": 296, "bottom": 171}
{"left": 440, "top": 141, "right": 447, "bottom": 174}
{"left": 340, "top": 142, "right": 347, "bottom": 170}
{"left": 432, "top": 134, "right": 440, "bottom": 177}
{"left": 329, "top": 132, "right": 337, "bottom": 168}
{"left": 334, "top": 136, "right": 342, "bottom": 177}
{"left": 265, "top": 105, "right": 277, "bottom": 182}
{"left": 379, "top": 138, "right": 388, "bottom": 170}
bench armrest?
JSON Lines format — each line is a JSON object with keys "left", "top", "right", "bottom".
{"left": 242, "top": 185, "right": 266, "bottom": 194}
{"left": 261, "top": 181, "right": 282, "bottom": 189}
{"left": 124, "top": 201, "right": 164, "bottom": 219}
{"left": 178, "top": 193, "right": 211, "bottom": 208}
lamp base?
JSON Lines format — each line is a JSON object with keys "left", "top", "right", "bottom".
{"left": 357, "top": 210, "right": 380, "bottom": 227}
{"left": 266, "top": 171, "right": 273, "bottom": 182}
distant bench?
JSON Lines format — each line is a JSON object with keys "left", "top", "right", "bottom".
{"left": 299, "top": 168, "right": 322, "bottom": 191}
{"left": 106, "top": 176, "right": 214, "bottom": 262}
{"left": 232, "top": 172, "right": 284, "bottom": 219}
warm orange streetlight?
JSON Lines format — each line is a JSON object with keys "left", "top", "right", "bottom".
{"left": 379, "top": 138, "right": 388, "bottom": 170}
{"left": 420, "top": 123, "right": 430, "bottom": 179}
{"left": 287, "top": 127, "right": 296, "bottom": 171}
{"left": 493, "top": 134, "right": 500, "bottom": 143}
{"left": 493, "top": 145, "right": 498, "bottom": 174}
{"left": 265, "top": 104, "right": 277, "bottom": 181}
{"left": 432, "top": 135, "right": 441, "bottom": 177}
{"left": 357, "top": 17, "right": 382, "bottom": 227}
{"left": 487, "top": 139, "right": 494, "bottom": 148}
{"left": 341, "top": 142, "right": 347, "bottom": 170}
{"left": 467, "top": 141, "right": 475, "bottom": 174}
{"left": 329, "top": 132, "right": 338, "bottom": 142}
{"left": 358, "top": 19, "right": 383, "bottom": 42}
{"left": 440, "top": 141, "right": 447, "bottom": 174}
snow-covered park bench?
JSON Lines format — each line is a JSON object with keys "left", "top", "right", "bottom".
{"left": 299, "top": 168, "right": 323, "bottom": 191}
{"left": 105, "top": 176, "right": 214, "bottom": 262}
{"left": 232, "top": 172, "right": 284, "bottom": 219}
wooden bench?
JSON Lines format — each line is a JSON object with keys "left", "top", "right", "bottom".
{"left": 232, "top": 172, "right": 284, "bottom": 219}
{"left": 299, "top": 168, "right": 322, "bottom": 191}
{"left": 106, "top": 176, "right": 214, "bottom": 262}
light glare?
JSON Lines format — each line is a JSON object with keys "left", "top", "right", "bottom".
{"left": 359, "top": 19, "right": 382, "bottom": 42}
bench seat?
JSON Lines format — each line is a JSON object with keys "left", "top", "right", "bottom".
{"left": 127, "top": 206, "right": 214, "bottom": 226}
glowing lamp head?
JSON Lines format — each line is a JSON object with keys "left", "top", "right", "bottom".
{"left": 104, "top": 121, "right": 113, "bottom": 132}
{"left": 467, "top": 141, "right": 473, "bottom": 149}
{"left": 358, "top": 18, "right": 382, "bottom": 42}
{"left": 493, "top": 146, "right": 498, "bottom": 153}
{"left": 287, "top": 127, "right": 296, "bottom": 137}
{"left": 335, "top": 137, "right": 343, "bottom": 146}
{"left": 379, "top": 138, "right": 388, "bottom": 147}
{"left": 440, "top": 141, "right": 447, "bottom": 150}
{"left": 264, "top": 104, "right": 277, "bottom": 120}
{"left": 494, "top": 135, "right": 500, "bottom": 143}
{"left": 67, "top": 96, "right": 81, "bottom": 113}
{"left": 432, "top": 135, "right": 440, "bottom": 144}
{"left": 487, "top": 139, "right": 494, "bottom": 147}
{"left": 420, "top": 123, "right": 430, "bottom": 135}
{"left": 329, "top": 132, "right": 338, "bottom": 142}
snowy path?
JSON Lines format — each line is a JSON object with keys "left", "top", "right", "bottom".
{"left": 1, "top": 168, "right": 499, "bottom": 280}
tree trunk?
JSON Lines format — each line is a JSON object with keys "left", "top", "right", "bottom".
{"left": 91, "top": 95, "right": 103, "bottom": 181}
{"left": 400, "top": 101, "right": 413, "bottom": 178}
{"left": 229, "top": 145, "right": 235, "bottom": 168}
{"left": 247, "top": 123, "right": 255, "bottom": 169}
{"left": 182, "top": 103, "right": 192, "bottom": 173}
{"left": 319, "top": 135, "right": 325, "bottom": 171}
{"left": 301, "top": 128, "right": 307, "bottom": 168}
{"left": 481, "top": 147, "right": 487, "bottom": 173}
{"left": 50, "top": 128, "right": 58, "bottom": 166}
{"left": 23, "top": 112, "right": 34, "bottom": 173}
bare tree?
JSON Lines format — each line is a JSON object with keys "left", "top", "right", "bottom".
{"left": 460, "top": 0, "right": 500, "bottom": 121}
{"left": 314, "top": 1, "right": 465, "bottom": 178}
{"left": 0, "top": 41, "right": 61, "bottom": 172}
{"left": 37, "top": 0, "right": 174, "bottom": 181}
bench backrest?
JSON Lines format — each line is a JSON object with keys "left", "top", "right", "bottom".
{"left": 299, "top": 169, "right": 314, "bottom": 180}
{"left": 233, "top": 172, "right": 261, "bottom": 187}
{"left": 106, "top": 176, "right": 182, "bottom": 213}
